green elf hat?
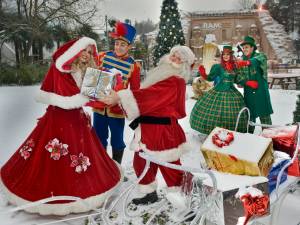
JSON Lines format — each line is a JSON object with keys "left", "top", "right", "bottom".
{"left": 241, "top": 36, "right": 257, "bottom": 50}
{"left": 222, "top": 45, "right": 234, "bottom": 53}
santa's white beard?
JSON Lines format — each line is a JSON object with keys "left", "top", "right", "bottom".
{"left": 141, "top": 55, "right": 190, "bottom": 88}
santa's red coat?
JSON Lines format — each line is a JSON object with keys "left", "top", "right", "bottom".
{"left": 118, "top": 75, "right": 189, "bottom": 163}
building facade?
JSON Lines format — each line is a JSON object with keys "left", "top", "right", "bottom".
{"left": 186, "top": 10, "right": 277, "bottom": 62}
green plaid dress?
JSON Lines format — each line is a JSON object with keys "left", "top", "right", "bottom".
{"left": 190, "top": 64, "right": 248, "bottom": 134}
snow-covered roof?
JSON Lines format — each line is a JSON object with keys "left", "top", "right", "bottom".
{"left": 188, "top": 10, "right": 256, "bottom": 17}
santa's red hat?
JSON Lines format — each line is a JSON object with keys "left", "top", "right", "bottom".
{"left": 55, "top": 37, "right": 98, "bottom": 73}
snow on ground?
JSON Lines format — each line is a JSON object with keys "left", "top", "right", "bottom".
{"left": 0, "top": 85, "right": 299, "bottom": 225}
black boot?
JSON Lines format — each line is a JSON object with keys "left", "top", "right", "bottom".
{"left": 112, "top": 150, "right": 128, "bottom": 182}
{"left": 112, "top": 150, "right": 124, "bottom": 164}
{"left": 132, "top": 191, "right": 158, "bottom": 205}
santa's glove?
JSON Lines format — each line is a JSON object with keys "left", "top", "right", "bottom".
{"left": 85, "top": 100, "right": 106, "bottom": 109}
{"left": 113, "top": 74, "right": 124, "bottom": 91}
{"left": 198, "top": 65, "right": 207, "bottom": 80}
{"left": 245, "top": 80, "right": 259, "bottom": 89}
{"left": 235, "top": 60, "right": 251, "bottom": 68}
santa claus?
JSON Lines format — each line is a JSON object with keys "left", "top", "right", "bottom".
{"left": 102, "top": 45, "right": 195, "bottom": 205}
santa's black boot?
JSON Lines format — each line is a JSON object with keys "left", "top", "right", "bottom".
{"left": 132, "top": 191, "right": 158, "bottom": 205}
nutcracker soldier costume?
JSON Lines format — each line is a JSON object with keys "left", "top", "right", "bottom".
{"left": 91, "top": 21, "right": 140, "bottom": 165}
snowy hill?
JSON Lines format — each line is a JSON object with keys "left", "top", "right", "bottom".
{"left": 258, "top": 10, "right": 297, "bottom": 64}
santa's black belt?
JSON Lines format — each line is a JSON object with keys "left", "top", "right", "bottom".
{"left": 129, "top": 116, "right": 173, "bottom": 130}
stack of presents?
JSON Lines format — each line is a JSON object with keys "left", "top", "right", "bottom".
{"left": 199, "top": 125, "right": 299, "bottom": 225}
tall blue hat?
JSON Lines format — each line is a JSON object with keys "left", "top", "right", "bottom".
{"left": 110, "top": 21, "right": 136, "bottom": 45}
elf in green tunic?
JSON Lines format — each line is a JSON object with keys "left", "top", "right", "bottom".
{"left": 235, "top": 36, "right": 273, "bottom": 133}
{"left": 190, "top": 45, "right": 248, "bottom": 135}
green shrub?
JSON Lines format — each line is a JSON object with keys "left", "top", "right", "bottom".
{"left": 0, "top": 63, "right": 48, "bottom": 85}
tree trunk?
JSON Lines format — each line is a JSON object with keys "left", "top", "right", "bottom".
{"left": 32, "top": 39, "right": 38, "bottom": 62}
{"left": 22, "top": 39, "right": 32, "bottom": 63}
{"left": 0, "top": 46, "right": 2, "bottom": 64}
{"left": 38, "top": 39, "right": 43, "bottom": 62}
{"left": 14, "top": 40, "right": 20, "bottom": 68}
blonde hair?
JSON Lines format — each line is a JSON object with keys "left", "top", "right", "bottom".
{"left": 71, "top": 46, "right": 97, "bottom": 75}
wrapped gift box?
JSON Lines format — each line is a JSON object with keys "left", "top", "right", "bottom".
{"left": 261, "top": 125, "right": 298, "bottom": 157}
{"left": 201, "top": 127, "right": 274, "bottom": 176}
{"left": 81, "top": 67, "right": 115, "bottom": 99}
{"left": 201, "top": 171, "right": 270, "bottom": 225}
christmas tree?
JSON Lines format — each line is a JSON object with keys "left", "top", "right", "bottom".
{"left": 153, "top": 0, "right": 185, "bottom": 65}
{"left": 293, "top": 94, "right": 300, "bottom": 122}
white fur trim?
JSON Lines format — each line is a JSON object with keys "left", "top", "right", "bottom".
{"left": 138, "top": 180, "right": 157, "bottom": 195}
{"left": 166, "top": 186, "right": 182, "bottom": 193}
{"left": 55, "top": 37, "right": 97, "bottom": 73}
{"left": 0, "top": 166, "right": 123, "bottom": 215}
{"left": 35, "top": 90, "right": 89, "bottom": 110}
{"left": 142, "top": 142, "right": 190, "bottom": 162}
{"left": 130, "top": 126, "right": 190, "bottom": 162}
{"left": 118, "top": 89, "right": 140, "bottom": 120}
{"left": 165, "top": 190, "right": 188, "bottom": 210}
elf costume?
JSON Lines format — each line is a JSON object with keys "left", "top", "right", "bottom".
{"left": 236, "top": 36, "right": 273, "bottom": 133}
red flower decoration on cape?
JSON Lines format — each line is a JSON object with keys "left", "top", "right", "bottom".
{"left": 45, "top": 138, "right": 69, "bottom": 160}
{"left": 70, "top": 153, "right": 91, "bottom": 173}
{"left": 19, "top": 138, "right": 35, "bottom": 160}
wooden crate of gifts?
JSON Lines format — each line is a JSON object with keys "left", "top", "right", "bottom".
{"left": 201, "top": 127, "right": 274, "bottom": 176}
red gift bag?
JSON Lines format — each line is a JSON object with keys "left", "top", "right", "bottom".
{"left": 261, "top": 125, "right": 298, "bottom": 157}
{"left": 262, "top": 124, "right": 300, "bottom": 177}
{"left": 288, "top": 156, "right": 300, "bottom": 177}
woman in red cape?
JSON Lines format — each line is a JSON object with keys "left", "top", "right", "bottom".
{"left": 0, "top": 37, "right": 122, "bottom": 215}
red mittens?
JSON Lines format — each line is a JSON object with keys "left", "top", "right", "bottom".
{"left": 198, "top": 65, "right": 207, "bottom": 80}
{"left": 245, "top": 80, "right": 259, "bottom": 89}
{"left": 235, "top": 60, "right": 251, "bottom": 68}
